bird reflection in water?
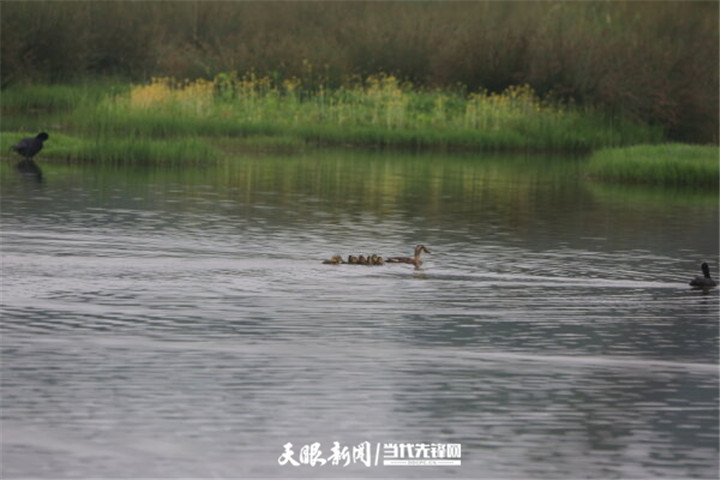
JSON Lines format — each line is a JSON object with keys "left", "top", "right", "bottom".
{"left": 15, "top": 159, "right": 43, "bottom": 182}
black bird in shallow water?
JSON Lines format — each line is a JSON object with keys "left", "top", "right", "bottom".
{"left": 689, "top": 263, "right": 717, "bottom": 289}
{"left": 10, "top": 132, "right": 49, "bottom": 160}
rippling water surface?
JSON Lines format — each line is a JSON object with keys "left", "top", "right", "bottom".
{"left": 1, "top": 151, "right": 718, "bottom": 479}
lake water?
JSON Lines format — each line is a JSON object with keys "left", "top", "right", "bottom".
{"left": 1, "top": 150, "right": 718, "bottom": 479}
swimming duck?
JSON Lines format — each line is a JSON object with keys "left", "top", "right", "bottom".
{"left": 322, "top": 255, "right": 343, "bottom": 265}
{"left": 689, "top": 263, "right": 717, "bottom": 289}
{"left": 370, "top": 254, "right": 385, "bottom": 266}
{"left": 347, "top": 255, "right": 358, "bottom": 265}
{"left": 10, "top": 132, "right": 49, "bottom": 161}
{"left": 357, "top": 255, "right": 368, "bottom": 265}
{"left": 386, "top": 244, "right": 431, "bottom": 267}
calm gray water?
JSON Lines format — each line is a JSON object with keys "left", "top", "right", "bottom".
{"left": 1, "top": 151, "right": 718, "bottom": 479}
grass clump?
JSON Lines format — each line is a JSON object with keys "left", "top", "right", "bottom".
{"left": 586, "top": 144, "right": 719, "bottom": 188}
{"left": 74, "top": 137, "right": 220, "bottom": 164}
{"left": 71, "top": 74, "right": 662, "bottom": 153}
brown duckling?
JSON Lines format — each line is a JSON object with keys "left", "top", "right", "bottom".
{"left": 357, "top": 255, "right": 368, "bottom": 265}
{"left": 322, "top": 255, "right": 343, "bottom": 265}
{"left": 347, "top": 255, "right": 358, "bottom": 265}
{"left": 370, "top": 254, "right": 385, "bottom": 265}
{"left": 386, "top": 244, "right": 431, "bottom": 267}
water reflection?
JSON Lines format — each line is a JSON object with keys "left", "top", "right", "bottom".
{"left": 1, "top": 150, "right": 718, "bottom": 478}
{"left": 14, "top": 159, "right": 43, "bottom": 182}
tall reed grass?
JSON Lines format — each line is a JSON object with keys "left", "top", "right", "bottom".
{"left": 0, "top": 74, "right": 673, "bottom": 165}
{"left": 63, "top": 74, "right": 661, "bottom": 155}
{"left": 1, "top": 82, "right": 126, "bottom": 112}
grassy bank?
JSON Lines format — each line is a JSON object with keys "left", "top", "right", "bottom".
{"left": 1, "top": 77, "right": 664, "bottom": 164}
{"left": 1, "top": 130, "right": 221, "bottom": 165}
{"left": 93, "top": 76, "right": 663, "bottom": 151}
{"left": 2, "top": 2, "right": 717, "bottom": 143}
{"left": 586, "top": 144, "right": 719, "bottom": 188}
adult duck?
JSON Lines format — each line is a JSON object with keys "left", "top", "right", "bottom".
{"left": 386, "top": 244, "right": 431, "bottom": 267}
{"left": 689, "top": 263, "right": 717, "bottom": 289}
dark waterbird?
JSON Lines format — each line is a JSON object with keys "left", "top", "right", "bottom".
{"left": 10, "top": 132, "right": 49, "bottom": 161}
{"left": 689, "top": 263, "right": 717, "bottom": 289}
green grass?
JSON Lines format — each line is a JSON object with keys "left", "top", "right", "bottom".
{"left": 0, "top": 77, "right": 668, "bottom": 164}
{"left": 2, "top": 131, "right": 220, "bottom": 165}
{"left": 586, "top": 144, "right": 719, "bottom": 187}
{"left": 0, "top": 82, "right": 127, "bottom": 112}
{"left": 73, "top": 77, "right": 663, "bottom": 152}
